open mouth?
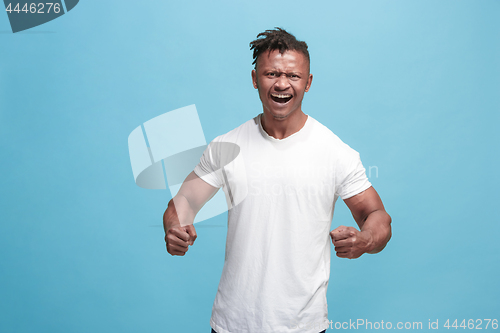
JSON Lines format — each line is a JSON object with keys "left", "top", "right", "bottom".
{"left": 271, "top": 93, "right": 293, "bottom": 104}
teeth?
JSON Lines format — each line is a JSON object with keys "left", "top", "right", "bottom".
{"left": 271, "top": 94, "right": 292, "bottom": 98}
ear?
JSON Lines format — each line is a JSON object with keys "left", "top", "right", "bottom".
{"left": 251, "top": 69, "right": 258, "bottom": 89}
{"left": 304, "top": 73, "right": 313, "bottom": 92}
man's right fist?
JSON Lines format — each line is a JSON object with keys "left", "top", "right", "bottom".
{"left": 165, "top": 224, "right": 197, "bottom": 256}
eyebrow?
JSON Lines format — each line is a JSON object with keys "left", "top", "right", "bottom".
{"left": 266, "top": 69, "right": 303, "bottom": 75}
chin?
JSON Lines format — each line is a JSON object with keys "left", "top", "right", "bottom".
{"left": 267, "top": 108, "right": 296, "bottom": 120}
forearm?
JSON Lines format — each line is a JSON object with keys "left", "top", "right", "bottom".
{"left": 360, "top": 210, "right": 392, "bottom": 254}
{"left": 163, "top": 194, "right": 197, "bottom": 232}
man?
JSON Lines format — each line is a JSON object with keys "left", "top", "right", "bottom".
{"left": 163, "top": 28, "right": 392, "bottom": 333}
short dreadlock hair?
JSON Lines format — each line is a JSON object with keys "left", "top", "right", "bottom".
{"left": 249, "top": 27, "right": 310, "bottom": 71}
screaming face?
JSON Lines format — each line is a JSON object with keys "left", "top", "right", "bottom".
{"left": 252, "top": 49, "right": 313, "bottom": 121}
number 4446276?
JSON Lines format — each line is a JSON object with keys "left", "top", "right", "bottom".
{"left": 5, "top": 3, "right": 61, "bottom": 14}
{"left": 444, "top": 319, "right": 498, "bottom": 330}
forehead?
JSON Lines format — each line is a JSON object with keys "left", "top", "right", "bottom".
{"left": 257, "top": 49, "right": 308, "bottom": 71}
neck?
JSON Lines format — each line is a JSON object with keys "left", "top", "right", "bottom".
{"left": 260, "top": 109, "right": 308, "bottom": 140}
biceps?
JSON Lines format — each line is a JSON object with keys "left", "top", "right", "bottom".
{"left": 343, "top": 187, "right": 385, "bottom": 225}
{"left": 176, "top": 171, "right": 219, "bottom": 213}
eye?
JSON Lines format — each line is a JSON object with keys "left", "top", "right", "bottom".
{"left": 267, "top": 72, "right": 276, "bottom": 77}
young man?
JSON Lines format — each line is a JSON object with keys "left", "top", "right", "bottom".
{"left": 163, "top": 28, "right": 392, "bottom": 333}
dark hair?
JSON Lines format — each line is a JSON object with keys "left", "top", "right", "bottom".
{"left": 249, "top": 27, "right": 310, "bottom": 70}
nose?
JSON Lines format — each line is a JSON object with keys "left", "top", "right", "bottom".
{"left": 274, "top": 74, "right": 290, "bottom": 91}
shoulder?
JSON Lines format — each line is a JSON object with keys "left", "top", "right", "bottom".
{"left": 204, "top": 116, "right": 258, "bottom": 163}
{"left": 211, "top": 116, "right": 259, "bottom": 143}
{"left": 308, "top": 116, "right": 359, "bottom": 158}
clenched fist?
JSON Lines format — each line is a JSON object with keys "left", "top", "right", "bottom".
{"left": 330, "top": 226, "right": 373, "bottom": 259}
{"left": 165, "top": 224, "right": 197, "bottom": 256}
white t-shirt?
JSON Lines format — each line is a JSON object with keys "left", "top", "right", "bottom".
{"left": 193, "top": 114, "right": 372, "bottom": 333}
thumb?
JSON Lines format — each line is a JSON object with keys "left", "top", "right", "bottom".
{"left": 184, "top": 224, "right": 197, "bottom": 245}
{"left": 330, "top": 226, "right": 347, "bottom": 241}
{"left": 331, "top": 225, "right": 344, "bottom": 234}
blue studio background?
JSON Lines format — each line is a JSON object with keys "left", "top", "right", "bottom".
{"left": 1, "top": 0, "right": 499, "bottom": 332}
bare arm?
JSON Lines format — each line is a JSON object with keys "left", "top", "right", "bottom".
{"left": 330, "top": 186, "right": 392, "bottom": 258}
{"left": 163, "top": 171, "right": 219, "bottom": 256}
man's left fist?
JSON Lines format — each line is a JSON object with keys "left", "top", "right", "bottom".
{"left": 330, "top": 226, "right": 373, "bottom": 259}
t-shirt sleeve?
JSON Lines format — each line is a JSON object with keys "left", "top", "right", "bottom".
{"left": 336, "top": 150, "right": 372, "bottom": 200}
{"left": 193, "top": 137, "right": 224, "bottom": 189}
